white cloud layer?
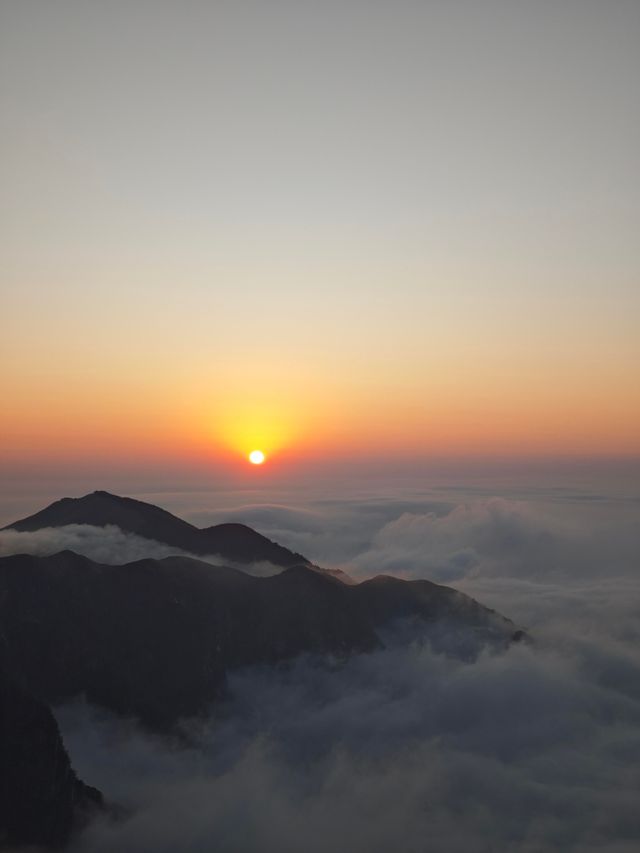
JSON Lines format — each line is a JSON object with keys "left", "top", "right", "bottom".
{"left": 3, "top": 486, "right": 639, "bottom": 850}
{"left": 61, "top": 571, "right": 640, "bottom": 852}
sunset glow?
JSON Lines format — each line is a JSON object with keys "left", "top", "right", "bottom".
{"left": 2, "top": 6, "right": 640, "bottom": 848}
{"left": 1, "top": 1, "right": 638, "bottom": 481}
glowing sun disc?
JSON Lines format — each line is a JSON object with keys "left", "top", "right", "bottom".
{"left": 249, "top": 450, "right": 266, "bottom": 465}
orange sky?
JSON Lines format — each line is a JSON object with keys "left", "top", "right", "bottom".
{"left": 2, "top": 2, "right": 639, "bottom": 476}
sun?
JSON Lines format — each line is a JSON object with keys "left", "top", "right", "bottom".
{"left": 248, "top": 449, "right": 266, "bottom": 465}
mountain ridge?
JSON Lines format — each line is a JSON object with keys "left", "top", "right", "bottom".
{"left": 4, "top": 490, "right": 311, "bottom": 569}
{"left": 0, "top": 491, "right": 526, "bottom": 844}
{"left": 0, "top": 548, "right": 522, "bottom": 730}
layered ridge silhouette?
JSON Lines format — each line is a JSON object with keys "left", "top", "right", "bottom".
{"left": 5, "top": 490, "right": 310, "bottom": 569}
{"left": 0, "top": 549, "right": 521, "bottom": 730}
{"left": 0, "top": 491, "right": 524, "bottom": 846}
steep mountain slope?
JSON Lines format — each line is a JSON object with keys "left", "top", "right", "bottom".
{"left": 0, "top": 669, "right": 102, "bottom": 849}
{"left": 0, "top": 551, "right": 521, "bottom": 730}
{"left": 5, "top": 491, "right": 309, "bottom": 568}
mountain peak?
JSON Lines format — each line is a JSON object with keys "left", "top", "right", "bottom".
{"left": 6, "top": 491, "right": 311, "bottom": 569}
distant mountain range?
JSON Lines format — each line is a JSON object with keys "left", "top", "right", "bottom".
{"left": 5, "top": 489, "right": 310, "bottom": 569}
{"left": 0, "top": 490, "right": 525, "bottom": 848}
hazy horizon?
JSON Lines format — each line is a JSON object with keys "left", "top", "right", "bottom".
{"left": 2, "top": 452, "right": 639, "bottom": 531}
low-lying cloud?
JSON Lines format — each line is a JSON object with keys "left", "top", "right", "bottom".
{"left": 182, "top": 491, "right": 640, "bottom": 587}
{"left": 348, "top": 497, "right": 640, "bottom": 584}
{"left": 0, "top": 525, "right": 286, "bottom": 578}
{"left": 4, "top": 485, "right": 639, "bottom": 851}
{"left": 61, "top": 571, "right": 640, "bottom": 852}
{"left": 185, "top": 496, "right": 454, "bottom": 565}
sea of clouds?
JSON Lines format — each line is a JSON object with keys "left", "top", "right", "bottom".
{"left": 2, "top": 482, "right": 639, "bottom": 851}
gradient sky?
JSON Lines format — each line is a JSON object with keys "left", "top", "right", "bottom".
{"left": 2, "top": 0, "right": 639, "bottom": 479}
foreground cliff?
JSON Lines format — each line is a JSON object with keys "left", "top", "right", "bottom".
{"left": 0, "top": 670, "right": 102, "bottom": 850}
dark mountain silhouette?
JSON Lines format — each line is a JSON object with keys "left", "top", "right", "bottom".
{"left": 5, "top": 490, "right": 310, "bottom": 569}
{"left": 0, "top": 668, "right": 102, "bottom": 849}
{"left": 0, "top": 550, "right": 522, "bottom": 730}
